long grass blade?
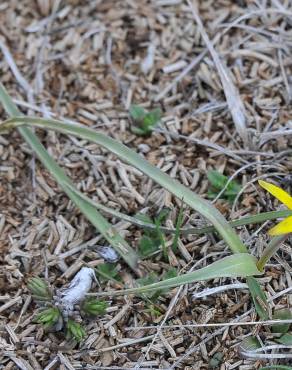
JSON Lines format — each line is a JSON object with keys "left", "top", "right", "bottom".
{"left": 0, "top": 83, "right": 139, "bottom": 270}
{"left": 88, "top": 253, "right": 261, "bottom": 297}
{"left": 257, "top": 235, "right": 288, "bottom": 271}
{"left": 0, "top": 116, "right": 250, "bottom": 255}
{"left": 47, "top": 183, "right": 292, "bottom": 236}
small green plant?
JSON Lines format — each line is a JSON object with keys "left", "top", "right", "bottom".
{"left": 272, "top": 309, "right": 292, "bottom": 334}
{"left": 27, "top": 269, "right": 106, "bottom": 342}
{"left": 137, "top": 209, "right": 169, "bottom": 259}
{"left": 95, "top": 263, "right": 121, "bottom": 282}
{"left": 66, "top": 319, "right": 86, "bottom": 342}
{"left": 81, "top": 298, "right": 108, "bottom": 316}
{"left": 207, "top": 170, "right": 241, "bottom": 203}
{"left": 129, "top": 104, "right": 162, "bottom": 136}
{"left": 137, "top": 268, "right": 177, "bottom": 302}
{"left": 144, "top": 303, "right": 162, "bottom": 318}
{"left": 34, "top": 307, "right": 61, "bottom": 330}
{"left": 209, "top": 352, "right": 224, "bottom": 368}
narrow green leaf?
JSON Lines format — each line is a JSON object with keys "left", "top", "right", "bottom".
{"left": 259, "top": 366, "right": 292, "bottom": 370}
{"left": 0, "top": 83, "right": 138, "bottom": 271}
{"left": 246, "top": 276, "right": 269, "bottom": 320}
{"left": 35, "top": 182, "right": 292, "bottom": 237}
{"left": 1, "top": 115, "right": 251, "bottom": 255}
{"left": 90, "top": 253, "right": 261, "bottom": 297}
{"left": 172, "top": 205, "right": 184, "bottom": 252}
{"left": 257, "top": 235, "right": 288, "bottom": 271}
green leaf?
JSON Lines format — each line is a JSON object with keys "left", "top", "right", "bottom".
{"left": 239, "top": 336, "right": 261, "bottom": 353}
{"left": 0, "top": 114, "right": 251, "bottom": 254}
{"left": 272, "top": 309, "right": 292, "bottom": 334}
{"left": 138, "top": 235, "right": 160, "bottom": 258}
{"left": 246, "top": 276, "right": 269, "bottom": 320}
{"left": 155, "top": 208, "right": 170, "bottom": 224}
{"left": 172, "top": 205, "right": 184, "bottom": 252}
{"left": 207, "top": 170, "right": 227, "bottom": 189}
{"left": 0, "top": 83, "right": 139, "bottom": 271}
{"left": 131, "top": 126, "right": 146, "bottom": 135}
{"left": 92, "top": 253, "right": 261, "bottom": 297}
{"left": 129, "top": 105, "right": 161, "bottom": 135}
{"left": 136, "top": 213, "right": 153, "bottom": 224}
{"left": 137, "top": 209, "right": 170, "bottom": 259}
{"left": 137, "top": 273, "right": 159, "bottom": 300}
{"left": 276, "top": 333, "right": 292, "bottom": 345}
{"left": 137, "top": 269, "right": 177, "bottom": 301}
{"left": 143, "top": 108, "right": 161, "bottom": 129}
{"left": 95, "top": 263, "right": 120, "bottom": 282}
{"left": 209, "top": 352, "right": 224, "bottom": 368}
{"left": 207, "top": 170, "right": 241, "bottom": 202}
{"left": 163, "top": 267, "right": 177, "bottom": 280}
{"left": 144, "top": 303, "right": 162, "bottom": 317}
{"left": 129, "top": 105, "right": 146, "bottom": 121}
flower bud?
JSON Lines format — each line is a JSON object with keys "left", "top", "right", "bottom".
{"left": 81, "top": 298, "right": 108, "bottom": 316}
{"left": 27, "top": 277, "right": 52, "bottom": 301}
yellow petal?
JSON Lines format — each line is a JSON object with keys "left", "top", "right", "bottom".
{"left": 258, "top": 180, "right": 292, "bottom": 210}
{"left": 268, "top": 215, "right": 292, "bottom": 235}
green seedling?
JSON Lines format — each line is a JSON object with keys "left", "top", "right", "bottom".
{"left": 272, "top": 309, "right": 292, "bottom": 334}
{"left": 95, "top": 263, "right": 121, "bottom": 282}
{"left": 27, "top": 277, "right": 52, "bottom": 302}
{"left": 207, "top": 170, "right": 241, "bottom": 203}
{"left": 276, "top": 333, "right": 292, "bottom": 345}
{"left": 81, "top": 298, "right": 108, "bottom": 317}
{"left": 209, "top": 352, "right": 224, "bottom": 368}
{"left": 239, "top": 335, "right": 261, "bottom": 353}
{"left": 34, "top": 307, "right": 61, "bottom": 330}
{"left": 129, "top": 104, "right": 162, "bottom": 136}
{"left": 66, "top": 319, "right": 86, "bottom": 342}
{"left": 137, "top": 268, "right": 177, "bottom": 302}
{"left": 144, "top": 303, "right": 162, "bottom": 318}
{"left": 137, "top": 209, "right": 169, "bottom": 259}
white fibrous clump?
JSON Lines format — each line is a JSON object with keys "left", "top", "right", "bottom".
{"left": 55, "top": 267, "right": 96, "bottom": 319}
{"left": 97, "top": 246, "right": 119, "bottom": 263}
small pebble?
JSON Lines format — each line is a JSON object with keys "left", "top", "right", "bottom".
{"left": 97, "top": 246, "right": 119, "bottom": 263}
{"left": 138, "top": 143, "right": 151, "bottom": 153}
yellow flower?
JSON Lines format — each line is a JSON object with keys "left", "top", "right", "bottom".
{"left": 259, "top": 180, "right": 292, "bottom": 235}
